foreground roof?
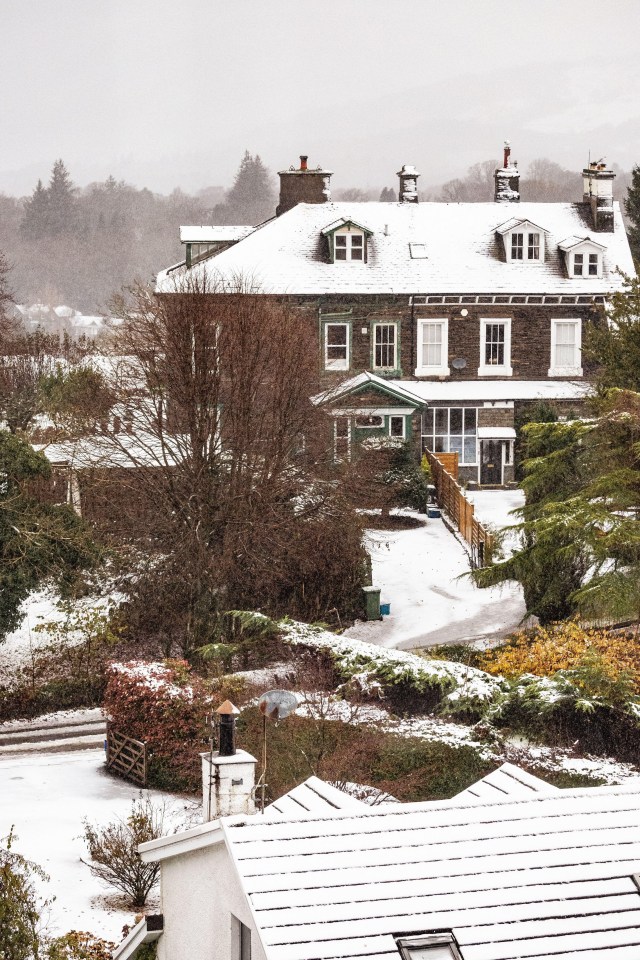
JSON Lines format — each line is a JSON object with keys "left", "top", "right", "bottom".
{"left": 223, "top": 782, "right": 640, "bottom": 960}
{"left": 158, "top": 200, "right": 634, "bottom": 296}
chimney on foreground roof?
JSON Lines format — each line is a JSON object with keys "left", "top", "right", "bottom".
{"left": 276, "top": 155, "right": 332, "bottom": 216}
{"left": 494, "top": 140, "right": 520, "bottom": 203}
{"left": 201, "top": 701, "right": 256, "bottom": 822}
{"left": 397, "top": 164, "right": 420, "bottom": 203}
{"left": 583, "top": 157, "right": 615, "bottom": 232}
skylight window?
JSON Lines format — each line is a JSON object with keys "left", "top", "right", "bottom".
{"left": 409, "top": 243, "right": 428, "bottom": 259}
{"left": 397, "top": 933, "right": 463, "bottom": 960}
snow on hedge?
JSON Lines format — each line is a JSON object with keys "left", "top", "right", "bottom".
{"left": 109, "top": 660, "right": 196, "bottom": 699}
{"left": 280, "top": 620, "right": 504, "bottom": 712}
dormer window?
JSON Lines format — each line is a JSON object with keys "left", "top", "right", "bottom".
{"left": 558, "top": 236, "right": 605, "bottom": 279}
{"left": 322, "top": 218, "right": 372, "bottom": 264}
{"left": 497, "top": 218, "right": 546, "bottom": 263}
{"left": 335, "top": 232, "right": 363, "bottom": 261}
{"left": 573, "top": 252, "right": 599, "bottom": 276}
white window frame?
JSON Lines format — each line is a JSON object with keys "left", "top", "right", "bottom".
{"left": 549, "top": 318, "right": 582, "bottom": 377}
{"left": 333, "top": 227, "right": 365, "bottom": 262}
{"left": 478, "top": 317, "right": 512, "bottom": 376}
{"left": 416, "top": 318, "right": 449, "bottom": 376}
{"left": 505, "top": 226, "right": 545, "bottom": 263}
{"left": 422, "top": 406, "right": 478, "bottom": 465}
{"left": 324, "top": 322, "right": 350, "bottom": 371}
{"left": 568, "top": 243, "right": 603, "bottom": 278}
{"left": 231, "top": 916, "right": 251, "bottom": 960}
{"left": 373, "top": 322, "right": 398, "bottom": 370}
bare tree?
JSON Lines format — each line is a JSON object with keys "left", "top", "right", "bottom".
{"left": 85, "top": 276, "right": 365, "bottom": 653}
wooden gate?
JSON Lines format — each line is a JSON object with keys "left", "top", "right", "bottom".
{"left": 106, "top": 723, "right": 147, "bottom": 786}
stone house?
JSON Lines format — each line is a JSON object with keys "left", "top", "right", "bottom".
{"left": 156, "top": 148, "right": 636, "bottom": 487}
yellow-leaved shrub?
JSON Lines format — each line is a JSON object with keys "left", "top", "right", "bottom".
{"left": 479, "top": 621, "right": 640, "bottom": 693}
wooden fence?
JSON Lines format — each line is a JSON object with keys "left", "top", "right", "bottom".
{"left": 106, "top": 723, "right": 147, "bottom": 786}
{"left": 425, "top": 450, "right": 494, "bottom": 568}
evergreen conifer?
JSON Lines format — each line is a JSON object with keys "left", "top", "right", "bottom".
{"left": 625, "top": 163, "right": 640, "bottom": 264}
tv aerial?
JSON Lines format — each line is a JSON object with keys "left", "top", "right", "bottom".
{"left": 256, "top": 689, "right": 299, "bottom": 813}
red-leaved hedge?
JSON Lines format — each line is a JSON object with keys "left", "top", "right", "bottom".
{"left": 104, "top": 659, "right": 215, "bottom": 791}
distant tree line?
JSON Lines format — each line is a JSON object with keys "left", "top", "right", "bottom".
{"left": 0, "top": 153, "right": 277, "bottom": 313}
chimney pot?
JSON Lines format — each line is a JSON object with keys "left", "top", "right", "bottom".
{"left": 216, "top": 700, "right": 240, "bottom": 756}
{"left": 300, "top": 155, "right": 308, "bottom": 171}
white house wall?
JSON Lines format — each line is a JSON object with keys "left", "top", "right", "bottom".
{"left": 158, "top": 842, "right": 267, "bottom": 960}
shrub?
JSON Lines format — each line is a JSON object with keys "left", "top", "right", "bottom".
{"left": 48, "top": 931, "right": 115, "bottom": 960}
{"left": 82, "top": 796, "right": 167, "bottom": 909}
{"left": 0, "top": 608, "right": 121, "bottom": 721}
{"left": 104, "top": 659, "right": 216, "bottom": 791}
{"left": 0, "top": 828, "right": 51, "bottom": 960}
{"left": 479, "top": 621, "right": 640, "bottom": 692}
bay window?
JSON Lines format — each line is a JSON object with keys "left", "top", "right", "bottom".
{"left": 422, "top": 407, "right": 477, "bottom": 465}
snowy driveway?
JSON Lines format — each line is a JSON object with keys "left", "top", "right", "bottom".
{"left": 345, "top": 494, "right": 527, "bottom": 650}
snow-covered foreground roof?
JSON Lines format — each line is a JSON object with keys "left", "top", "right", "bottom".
{"left": 451, "top": 761, "right": 558, "bottom": 803}
{"left": 224, "top": 782, "right": 640, "bottom": 960}
{"left": 263, "top": 775, "right": 368, "bottom": 820}
{"left": 157, "top": 200, "right": 634, "bottom": 296}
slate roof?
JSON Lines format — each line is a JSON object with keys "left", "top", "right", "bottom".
{"left": 450, "top": 762, "right": 558, "bottom": 803}
{"left": 157, "top": 201, "right": 635, "bottom": 296}
{"left": 263, "top": 776, "right": 369, "bottom": 821}
{"left": 223, "top": 782, "right": 640, "bottom": 960}
{"left": 179, "top": 225, "right": 255, "bottom": 243}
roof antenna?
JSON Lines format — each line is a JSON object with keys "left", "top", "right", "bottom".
{"left": 256, "top": 690, "right": 299, "bottom": 814}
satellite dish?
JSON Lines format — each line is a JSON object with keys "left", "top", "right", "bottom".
{"left": 258, "top": 689, "right": 299, "bottom": 721}
{"left": 451, "top": 357, "right": 467, "bottom": 370}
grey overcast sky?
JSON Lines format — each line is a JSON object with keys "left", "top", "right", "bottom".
{"left": 1, "top": 0, "right": 639, "bottom": 196}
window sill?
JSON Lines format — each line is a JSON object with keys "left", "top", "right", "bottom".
{"left": 547, "top": 367, "right": 583, "bottom": 377}
{"left": 325, "top": 363, "right": 350, "bottom": 372}
{"left": 414, "top": 367, "right": 450, "bottom": 377}
{"left": 477, "top": 366, "right": 513, "bottom": 377}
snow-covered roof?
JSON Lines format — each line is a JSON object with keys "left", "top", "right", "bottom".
{"left": 558, "top": 235, "right": 607, "bottom": 252}
{"left": 314, "top": 372, "right": 426, "bottom": 407}
{"left": 387, "top": 378, "right": 593, "bottom": 403}
{"left": 320, "top": 217, "right": 374, "bottom": 236}
{"left": 450, "top": 761, "right": 558, "bottom": 803}
{"left": 263, "top": 775, "right": 368, "bottom": 821}
{"left": 224, "top": 782, "right": 640, "bottom": 960}
{"left": 179, "top": 225, "right": 255, "bottom": 243}
{"left": 158, "top": 201, "right": 635, "bottom": 296}
{"left": 37, "top": 432, "right": 182, "bottom": 470}
{"left": 477, "top": 426, "right": 517, "bottom": 440}
{"left": 495, "top": 217, "right": 548, "bottom": 236}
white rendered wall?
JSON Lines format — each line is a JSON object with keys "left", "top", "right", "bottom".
{"left": 157, "top": 842, "right": 266, "bottom": 960}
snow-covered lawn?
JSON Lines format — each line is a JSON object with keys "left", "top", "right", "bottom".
{"left": 345, "top": 508, "right": 528, "bottom": 651}
{"left": 0, "top": 748, "right": 195, "bottom": 942}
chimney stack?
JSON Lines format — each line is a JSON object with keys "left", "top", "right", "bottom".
{"left": 494, "top": 140, "right": 520, "bottom": 203}
{"left": 582, "top": 157, "right": 615, "bottom": 232}
{"left": 276, "top": 155, "right": 332, "bottom": 216}
{"left": 201, "top": 701, "right": 256, "bottom": 821}
{"left": 397, "top": 164, "right": 420, "bottom": 203}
